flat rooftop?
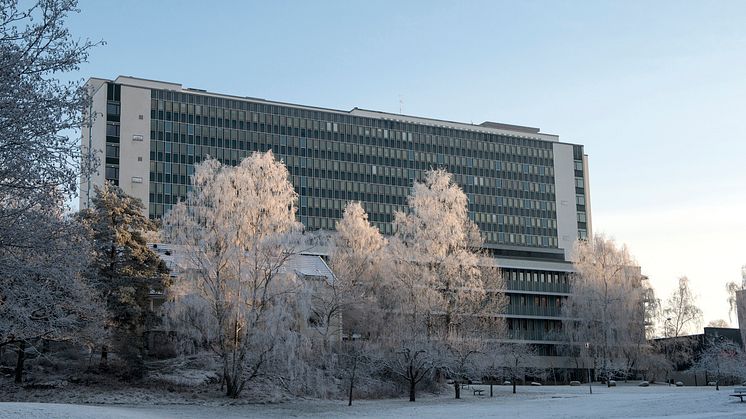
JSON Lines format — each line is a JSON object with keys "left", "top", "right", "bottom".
{"left": 90, "top": 75, "right": 561, "bottom": 142}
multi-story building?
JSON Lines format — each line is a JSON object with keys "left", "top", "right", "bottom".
{"left": 80, "top": 76, "right": 592, "bottom": 358}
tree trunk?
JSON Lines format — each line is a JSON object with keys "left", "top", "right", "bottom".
{"left": 348, "top": 363, "right": 356, "bottom": 406}
{"left": 490, "top": 383, "right": 493, "bottom": 397}
{"left": 512, "top": 380, "right": 516, "bottom": 394}
{"left": 14, "top": 342, "right": 25, "bottom": 384}
{"left": 225, "top": 373, "right": 241, "bottom": 398}
{"left": 409, "top": 379, "right": 416, "bottom": 402}
{"left": 454, "top": 381, "right": 460, "bottom": 399}
{"left": 100, "top": 345, "right": 108, "bottom": 370}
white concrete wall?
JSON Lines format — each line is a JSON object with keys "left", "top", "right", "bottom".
{"left": 553, "top": 143, "right": 578, "bottom": 260}
{"left": 118, "top": 84, "right": 152, "bottom": 216}
{"left": 79, "top": 79, "right": 108, "bottom": 210}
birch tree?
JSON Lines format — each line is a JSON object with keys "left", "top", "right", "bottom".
{"left": 562, "top": 235, "right": 646, "bottom": 386}
{"left": 386, "top": 169, "right": 505, "bottom": 400}
{"left": 663, "top": 277, "right": 703, "bottom": 338}
{"left": 725, "top": 266, "right": 746, "bottom": 323}
{"left": 315, "top": 201, "right": 384, "bottom": 348}
{"left": 318, "top": 202, "right": 386, "bottom": 405}
{"left": 163, "top": 151, "right": 305, "bottom": 398}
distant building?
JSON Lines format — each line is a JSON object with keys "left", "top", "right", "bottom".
{"left": 81, "top": 75, "right": 592, "bottom": 359}
{"left": 653, "top": 327, "right": 744, "bottom": 370}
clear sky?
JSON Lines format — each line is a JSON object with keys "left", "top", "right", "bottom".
{"left": 67, "top": 0, "right": 746, "bottom": 331}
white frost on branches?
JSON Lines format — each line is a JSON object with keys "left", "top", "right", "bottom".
{"left": 384, "top": 169, "right": 505, "bottom": 401}
{"left": 562, "top": 235, "right": 647, "bottom": 383}
{"left": 162, "top": 151, "right": 306, "bottom": 398}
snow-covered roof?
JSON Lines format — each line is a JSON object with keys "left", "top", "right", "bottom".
{"left": 282, "top": 254, "right": 336, "bottom": 285}
{"left": 148, "top": 242, "right": 335, "bottom": 284}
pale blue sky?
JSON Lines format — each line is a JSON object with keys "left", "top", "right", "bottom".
{"left": 68, "top": 0, "right": 746, "bottom": 330}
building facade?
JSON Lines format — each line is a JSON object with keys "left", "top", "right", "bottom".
{"left": 81, "top": 76, "right": 592, "bottom": 357}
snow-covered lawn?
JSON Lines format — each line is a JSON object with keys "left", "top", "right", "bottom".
{"left": 1, "top": 384, "right": 744, "bottom": 418}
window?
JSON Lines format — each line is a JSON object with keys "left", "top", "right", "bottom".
{"left": 106, "top": 122, "right": 120, "bottom": 137}
{"left": 105, "top": 165, "right": 119, "bottom": 180}
{"left": 105, "top": 144, "right": 119, "bottom": 158}
{"left": 106, "top": 102, "right": 120, "bottom": 115}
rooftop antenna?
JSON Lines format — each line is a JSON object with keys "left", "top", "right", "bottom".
{"left": 399, "top": 94, "right": 403, "bottom": 114}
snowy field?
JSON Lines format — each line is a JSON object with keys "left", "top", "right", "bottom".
{"left": 1, "top": 384, "right": 744, "bottom": 418}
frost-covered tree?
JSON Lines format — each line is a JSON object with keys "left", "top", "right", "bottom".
{"left": 0, "top": 207, "right": 104, "bottom": 383}
{"left": 0, "top": 0, "right": 103, "bottom": 381}
{"left": 562, "top": 235, "right": 646, "bottom": 386}
{"left": 163, "top": 152, "right": 305, "bottom": 398}
{"left": 693, "top": 338, "right": 743, "bottom": 390}
{"left": 385, "top": 169, "right": 505, "bottom": 401}
{"left": 637, "top": 347, "right": 672, "bottom": 383}
{"left": 663, "top": 277, "right": 703, "bottom": 338}
{"left": 618, "top": 277, "right": 658, "bottom": 380}
{"left": 726, "top": 266, "right": 746, "bottom": 323}
{"left": 77, "top": 183, "right": 169, "bottom": 374}
{"left": 320, "top": 202, "right": 387, "bottom": 405}
{"left": 495, "top": 343, "right": 540, "bottom": 394}
{"left": 379, "top": 237, "right": 437, "bottom": 402}
{"left": 316, "top": 202, "right": 385, "bottom": 348}
{"left": 642, "top": 280, "right": 660, "bottom": 340}
{"left": 707, "top": 319, "right": 729, "bottom": 328}
{"left": 0, "top": 0, "right": 100, "bottom": 227}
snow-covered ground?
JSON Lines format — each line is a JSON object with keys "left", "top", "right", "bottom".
{"left": 1, "top": 384, "right": 744, "bottom": 418}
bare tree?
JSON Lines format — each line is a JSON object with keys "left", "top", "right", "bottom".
{"left": 163, "top": 152, "right": 305, "bottom": 398}
{"left": 663, "top": 277, "right": 703, "bottom": 338}
{"left": 497, "top": 343, "right": 540, "bottom": 394}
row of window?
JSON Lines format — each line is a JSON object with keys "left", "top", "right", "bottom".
{"left": 148, "top": 130, "right": 556, "bottom": 182}
{"left": 508, "top": 318, "right": 562, "bottom": 337}
{"left": 150, "top": 90, "right": 557, "bottom": 150}
{"left": 139, "top": 87, "right": 587, "bottom": 250}
{"left": 572, "top": 158, "right": 588, "bottom": 241}
{"left": 104, "top": 93, "right": 121, "bottom": 185}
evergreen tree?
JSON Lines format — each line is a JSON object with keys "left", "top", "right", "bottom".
{"left": 78, "top": 183, "right": 169, "bottom": 376}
